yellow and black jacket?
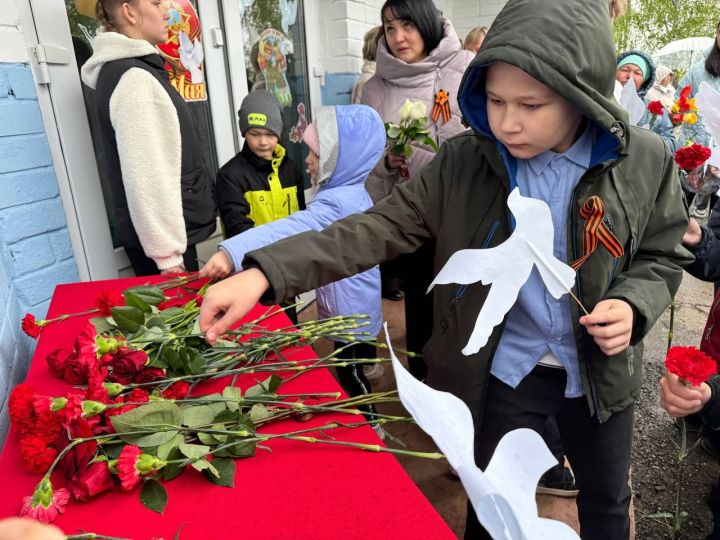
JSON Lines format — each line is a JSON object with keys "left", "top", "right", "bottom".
{"left": 216, "top": 143, "right": 305, "bottom": 237}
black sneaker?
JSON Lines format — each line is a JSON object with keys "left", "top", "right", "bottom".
{"left": 536, "top": 466, "right": 579, "bottom": 498}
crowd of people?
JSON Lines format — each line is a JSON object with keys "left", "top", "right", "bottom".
{"left": 6, "top": 0, "right": 720, "bottom": 538}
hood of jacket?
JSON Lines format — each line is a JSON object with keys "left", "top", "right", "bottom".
{"left": 617, "top": 49, "right": 656, "bottom": 97}
{"left": 81, "top": 30, "right": 159, "bottom": 89}
{"left": 315, "top": 105, "right": 385, "bottom": 190}
{"left": 458, "top": 0, "right": 629, "bottom": 160}
{"left": 375, "top": 19, "right": 464, "bottom": 88}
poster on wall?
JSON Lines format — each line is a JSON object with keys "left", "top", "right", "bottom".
{"left": 158, "top": 0, "right": 208, "bottom": 102}
{"left": 257, "top": 28, "right": 294, "bottom": 107}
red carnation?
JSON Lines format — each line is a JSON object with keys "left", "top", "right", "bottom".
{"left": 9, "top": 384, "right": 38, "bottom": 436}
{"left": 85, "top": 365, "right": 109, "bottom": 403}
{"left": 18, "top": 435, "right": 59, "bottom": 474}
{"left": 117, "top": 445, "right": 143, "bottom": 490}
{"left": 19, "top": 479, "right": 70, "bottom": 524}
{"left": 69, "top": 461, "right": 115, "bottom": 502}
{"left": 73, "top": 323, "right": 99, "bottom": 363}
{"left": 107, "top": 347, "right": 148, "bottom": 385}
{"left": 21, "top": 313, "right": 43, "bottom": 338}
{"left": 60, "top": 393, "right": 84, "bottom": 426}
{"left": 665, "top": 346, "right": 718, "bottom": 386}
{"left": 161, "top": 381, "right": 190, "bottom": 400}
{"left": 675, "top": 143, "right": 712, "bottom": 172}
{"left": 126, "top": 387, "right": 150, "bottom": 404}
{"left": 95, "top": 289, "right": 125, "bottom": 317}
{"left": 647, "top": 101, "right": 664, "bottom": 116}
{"left": 133, "top": 367, "right": 166, "bottom": 384}
{"left": 157, "top": 295, "right": 187, "bottom": 310}
{"left": 46, "top": 348, "right": 74, "bottom": 379}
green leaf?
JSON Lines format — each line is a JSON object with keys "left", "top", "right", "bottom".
{"left": 143, "top": 326, "right": 166, "bottom": 342}
{"left": 245, "top": 376, "right": 280, "bottom": 398}
{"left": 159, "top": 307, "right": 184, "bottom": 321}
{"left": 90, "top": 316, "right": 115, "bottom": 334}
{"left": 111, "top": 402, "right": 182, "bottom": 446}
{"left": 214, "top": 338, "right": 237, "bottom": 348}
{"left": 111, "top": 306, "right": 145, "bottom": 333}
{"left": 156, "top": 433, "right": 184, "bottom": 461}
{"left": 140, "top": 479, "right": 168, "bottom": 514}
{"left": 386, "top": 125, "right": 402, "bottom": 139}
{"left": 205, "top": 458, "right": 235, "bottom": 487}
{"left": 404, "top": 143, "right": 414, "bottom": 158}
{"left": 163, "top": 348, "right": 182, "bottom": 371}
{"left": 181, "top": 399, "right": 226, "bottom": 427}
{"left": 222, "top": 386, "right": 242, "bottom": 412}
{"left": 161, "top": 447, "right": 184, "bottom": 481}
{"left": 198, "top": 432, "right": 221, "bottom": 445}
{"left": 145, "top": 315, "right": 165, "bottom": 329}
{"left": 125, "top": 286, "right": 167, "bottom": 306}
{"left": 216, "top": 438, "right": 256, "bottom": 458}
{"left": 249, "top": 403, "right": 271, "bottom": 423}
{"left": 179, "top": 442, "right": 211, "bottom": 459}
{"left": 124, "top": 291, "right": 151, "bottom": 313}
{"left": 190, "top": 458, "right": 218, "bottom": 477}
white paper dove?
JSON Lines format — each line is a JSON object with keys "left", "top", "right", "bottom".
{"left": 385, "top": 324, "right": 579, "bottom": 540}
{"left": 179, "top": 32, "right": 205, "bottom": 84}
{"left": 428, "top": 188, "right": 576, "bottom": 356}
{"left": 696, "top": 81, "right": 720, "bottom": 168}
{"left": 619, "top": 81, "right": 648, "bottom": 127}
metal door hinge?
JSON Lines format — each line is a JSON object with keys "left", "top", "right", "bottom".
{"left": 29, "top": 44, "right": 72, "bottom": 84}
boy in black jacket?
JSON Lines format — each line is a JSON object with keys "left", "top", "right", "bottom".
{"left": 216, "top": 91, "right": 305, "bottom": 238}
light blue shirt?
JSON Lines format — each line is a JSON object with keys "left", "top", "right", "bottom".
{"left": 491, "top": 125, "right": 594, "bottom": 398}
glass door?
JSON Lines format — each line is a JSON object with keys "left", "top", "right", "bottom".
{"left": 234, "top": 0, "right": 313, "bottom": 187}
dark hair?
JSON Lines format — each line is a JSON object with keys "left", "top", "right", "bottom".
{"left": 381, "top": 0, "right": 444, "bottom": 56}
{"left": 706, "top": 21, "right": 720, "bottom": 78}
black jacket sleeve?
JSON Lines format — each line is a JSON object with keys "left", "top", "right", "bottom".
{"left": 216, "top": 168, "right": 255, "bottom": 239}
{"left": 701, "top": 376, "right": 720, "bottom": 430}
{"left": 291, "top": 161, "right": 306, "bottom": 210}
{"left": 684, "top": 199, "right": 720, "bottom": 282}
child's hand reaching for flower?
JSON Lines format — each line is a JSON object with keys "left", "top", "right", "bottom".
{"left": 199, "top": 251, "right": 233, "bottom": 280}
{"left": 579, "top": 299, "right": 634, "bottom": 356}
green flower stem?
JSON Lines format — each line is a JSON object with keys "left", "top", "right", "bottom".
{"left": 667, "top": 296, "right": 676, "bottom": 351}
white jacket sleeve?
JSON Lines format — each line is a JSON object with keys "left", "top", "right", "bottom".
{"left": 109, "top": 68, "right": 186, "bottom": 269}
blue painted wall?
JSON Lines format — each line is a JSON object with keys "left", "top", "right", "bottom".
{"left": 0, "top": 63, "right": 79, "bottom": 443}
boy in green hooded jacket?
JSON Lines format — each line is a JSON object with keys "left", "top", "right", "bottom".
{"left": 199, "top": 0, "right": 691, "bottom": 537}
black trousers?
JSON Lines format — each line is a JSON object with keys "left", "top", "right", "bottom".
{"left": 124, "top": 245, "right": 199, "bottom": 276}
{"left": 333, "top": 341, "right": 377, "bottom": 420}
{"left": 465, "top": 366, "right": 634, "bottom": 540}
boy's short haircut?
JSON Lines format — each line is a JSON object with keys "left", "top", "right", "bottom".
{"left": 380, "top": 0, "right": 444, "bottom": 55}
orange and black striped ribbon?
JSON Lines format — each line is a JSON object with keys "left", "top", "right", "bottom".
{"left": 432, "top": 90, "right": 452, "bottom": 124}
{"left": 569, "top": 196, "right": 624, "bottom": 271}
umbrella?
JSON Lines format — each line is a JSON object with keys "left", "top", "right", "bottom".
{"left": 653, "top": 37, "right": 714, "bottom": 71}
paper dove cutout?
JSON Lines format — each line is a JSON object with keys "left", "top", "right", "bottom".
{"left": 428, "top": 188, "right": 576, "bottom": 356}
{"left": 385, "top": 324, "right": 579, "bottom": 539}
{"left": 696, "top": 81, "right": 720, "bottom": 168}
{"left": 179, "top": 32, "right": 205, "bottom": 84}
{"left": 620, "top": 81, "right": 648, "bottom": 127}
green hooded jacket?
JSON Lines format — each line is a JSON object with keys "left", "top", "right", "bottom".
{"left": 245, "top": 0, "right": 692, "bottom": 424}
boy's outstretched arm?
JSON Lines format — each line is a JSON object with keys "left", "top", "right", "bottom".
{"left": 199, "top": 268, "right": 270, "bottom": 344}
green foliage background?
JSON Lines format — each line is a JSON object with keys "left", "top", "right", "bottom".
{"left": 613, "top": 0, "right": 717, "bottom": 54}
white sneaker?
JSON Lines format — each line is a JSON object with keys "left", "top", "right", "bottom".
{"left": 364, "top": 363, "right": 385, "bottom": 381}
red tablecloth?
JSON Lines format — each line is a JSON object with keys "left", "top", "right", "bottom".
{"left": 0, "top": 277, "right": 455, "bottom": 539}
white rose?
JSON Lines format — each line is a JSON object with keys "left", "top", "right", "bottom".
{"left": 398, "top": 99, "right": 415, "bottom": 122}
{"left": 409, "top": 101, "right": 427, "bottom": 121}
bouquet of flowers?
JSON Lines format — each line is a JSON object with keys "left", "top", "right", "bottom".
{"left": 11, "top": 276, "right": 439, "bottom": 525}
{"left": 669, "top": 85, "right": 699, "bottom": 127}
{"left": 385, "top": 99, "right": 439, "bottom": 179}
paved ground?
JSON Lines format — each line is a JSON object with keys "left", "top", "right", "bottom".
{"left": 299, "top": 269, "right": 718, "bottom": 539}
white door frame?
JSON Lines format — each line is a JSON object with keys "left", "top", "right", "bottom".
{"left": 18, "top": 0, "right": 117, "bottom": 281}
